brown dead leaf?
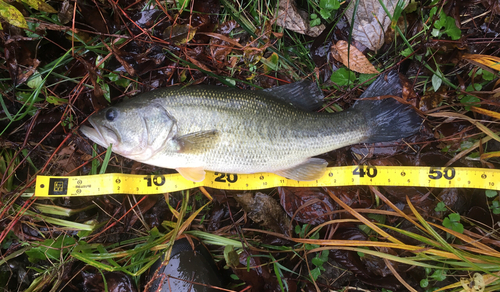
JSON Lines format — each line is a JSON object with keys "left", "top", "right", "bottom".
{"left": 276, "top": 0, "right": 325, "bottom": 37}
{"left": 331, "top": 41, "right": 378, "bottom": 74}
{"left": 344, "top": 0, "right": 409, "bottom": 51}
{"left": 58, "top": 0, "right": 73, "bottom": 24}
{"left": 482, "top": 0, "right": 500, "bottom": 15}
{"left": 163, "top": 24, "right": 197, "bottom": 45}
{"left": 234, "top": 192, "right": 291, "bottom": 236}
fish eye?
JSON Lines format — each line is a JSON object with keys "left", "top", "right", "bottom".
{"left": 105, "top": 109, "right": 117, "bottom": 122}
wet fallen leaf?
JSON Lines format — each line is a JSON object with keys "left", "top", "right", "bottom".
{"left": 78, "top": 1, "right": 109, "bottom": 34}
{"left": 344, "top": 0, "right": 409, "bottom": 51}
{"left": 278, "top": 187, "right": 337, "bottom": 225}
{"left": 261, "top": 52, "right": 279, "bottom": 73}
{"left": 276, "top": 0, "right": 325, "bottom": 37}
{"left": 243, "top": 22, "right": 273, "bottom": 67}
{"left": 58, "top": 0, "right": 73, "bottom": 24}
{"left": 0, "top": 1, "right": 28, "bottom": 28}
{"left": 482, "top": 0, "right": 500, "bottom": 15}
{"left": 419, "top": 87, "right": 448, "bottom": 111}
{"left": 331, "top": 40, "right": 379, "bottom": 74}
{"left": 234, "top": 192, "right": 291, "bottom": 236}
{"left": 23, "top": 0, "right": 57, "bottom": 13}
{"left": 192, "top": 0, "right": 220, "bottom": 30}
{"left": 163, "top": 24, "right": 197, "bottom": 45}
{"left": 207, "top": 20, "right": 239, "bottom": 68}
{"left": 461, "top": 272, "right": 485, "bottom": 292}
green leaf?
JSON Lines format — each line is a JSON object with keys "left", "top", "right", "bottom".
{"left": 294, "top": 225, "right": 301, "bottom": 236}
{"left": 319, "top": 8, "right": 331, "bottom": 20}
{"left": 442, "top": 213, "right": 464, "bottom": 234}
{"left": 460, "top": 95, "right": 480, "bottom": 106}
{"left": 482, "top": 70, "right": 495, "bottom": 81}
{"left": 490, "top": 201, "right": 500, "bottom": 215}
{"left": 26, "top": 236, "right": 76, "bottom": 263}
{"left": 320, "top": 249, "right": 329, "bottom": 261}
{"left": 319, "top": 0, "right": 339, "bottom": 11}
{"left": 310, "top": 267, "right": 322, "bottom": 280}
{"left": 400, "top": 47, "right": 413, "bottom": 57}
{"left": 358, "top": 73, "right": 377, "bottom": 85}
{"left": 46, "top": 95, "right": 68, "bottom": 105}
{"left": 26, "top": 22, "right": 42, "bottom": 38}
{"left": 485, "top": 190, "right": 497, "bottom": 198}
{"left": 420, "top": 278, "right": 429, "bottom": 288}
{"left": 467, "top": 83, "right": 482, "bottom": 91}
{"left": 434, "top": 11, "right": 447, "bottom": 29}
{"left": 27, "top": 72, "right": 43, "bottom": 89}
{"left": 177, "top": 0, "right": 190, "bottom": 10}
{"left": 430, "top": 269, "right": 446, "bottom": 281}
{"left": 432, "top": 73, "right": 442, "bottom": 91}
{"left": 434, "top": 201, "right": 447, "bottom": 212}
{"left": 311, "top": 256, "right": 325, "bottom": 267}
{"left": 0, "top": 0, "right": 28, "bottom": 28}
{"left": 330, "top": 68, "right": 356, "bottom": 87}
{"left": 444, "top": 16, "right": 461, "bottom": 40}
{"left": 405, "top": 0, "right": 418, "bottom": 13}
{"left": 310, "top": 18, "right": 321, "bottom": 27}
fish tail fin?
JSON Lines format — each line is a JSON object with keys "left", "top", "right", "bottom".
{"left": 353, "top": 71, "right": 422, "bottom": 143}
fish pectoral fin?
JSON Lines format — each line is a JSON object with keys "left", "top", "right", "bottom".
{"left": 176, "top": 167, "right": 206, "bottom": 182}
{"left": 175, "top": 130, "right": 219, "bottom": 154}
{"left": 275, "top": 158, "right": 328, "bottom": 181}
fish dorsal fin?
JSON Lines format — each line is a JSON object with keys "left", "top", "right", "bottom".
{"left": 176, "top": 167, "right": 206, "bottom": 182}
{"left": 262, "top": 80, "right": 324, "bottom": 112}
{"left": 275, "top": 158, "right": 328, "bottom": 181}
{"left": 173, "top": 130, "right": 219, "bottom": 154}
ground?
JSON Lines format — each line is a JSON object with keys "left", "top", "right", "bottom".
{"left": 1, "top": 0, "right": 500, "bottom": 291}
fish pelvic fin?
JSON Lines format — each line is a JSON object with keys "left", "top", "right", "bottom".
{"left": 176, "top": 167, "right": 206, "bottom": 182}
{"left": 275, "top": 158, "right": 328, "bottom": 181}
{"left": 353, "top": 71, "right": 422, "bottom": 143}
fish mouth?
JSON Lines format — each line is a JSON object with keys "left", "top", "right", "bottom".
{"left": 80, "top": 119, "right": 119, "bottom": 148}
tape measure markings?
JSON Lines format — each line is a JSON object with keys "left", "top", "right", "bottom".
{"left": 34, "top": 166, "right": 499, "bottom": 197}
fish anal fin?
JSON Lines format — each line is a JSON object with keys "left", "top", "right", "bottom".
{"left": 176, "top": 167, "right": 206, "bottom": 182}
{"left": 275, "top": 158, "right": 328, "bottom": 181}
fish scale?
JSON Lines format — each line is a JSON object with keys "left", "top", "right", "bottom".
{"left": 154, "top": 87, "right": 365, "bottom": 171}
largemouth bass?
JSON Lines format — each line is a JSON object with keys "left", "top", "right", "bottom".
{"left": 80, "top": 71, "right": 421, "bottom": 182}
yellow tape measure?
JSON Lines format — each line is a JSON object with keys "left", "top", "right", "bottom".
{"left": 34, "top": 166, "right": 499, "bottom": 197}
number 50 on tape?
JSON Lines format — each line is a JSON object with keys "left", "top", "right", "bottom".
{"left": 35, "top": 166, "right": 499, "bottom": 197}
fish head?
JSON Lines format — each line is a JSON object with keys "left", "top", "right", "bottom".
{"left": 80, "top": 102, "right": 177, "bottom": 161}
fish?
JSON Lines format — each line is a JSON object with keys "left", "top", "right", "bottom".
{"left": 80, "top": 71, "right": 421, "bottom": 182}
